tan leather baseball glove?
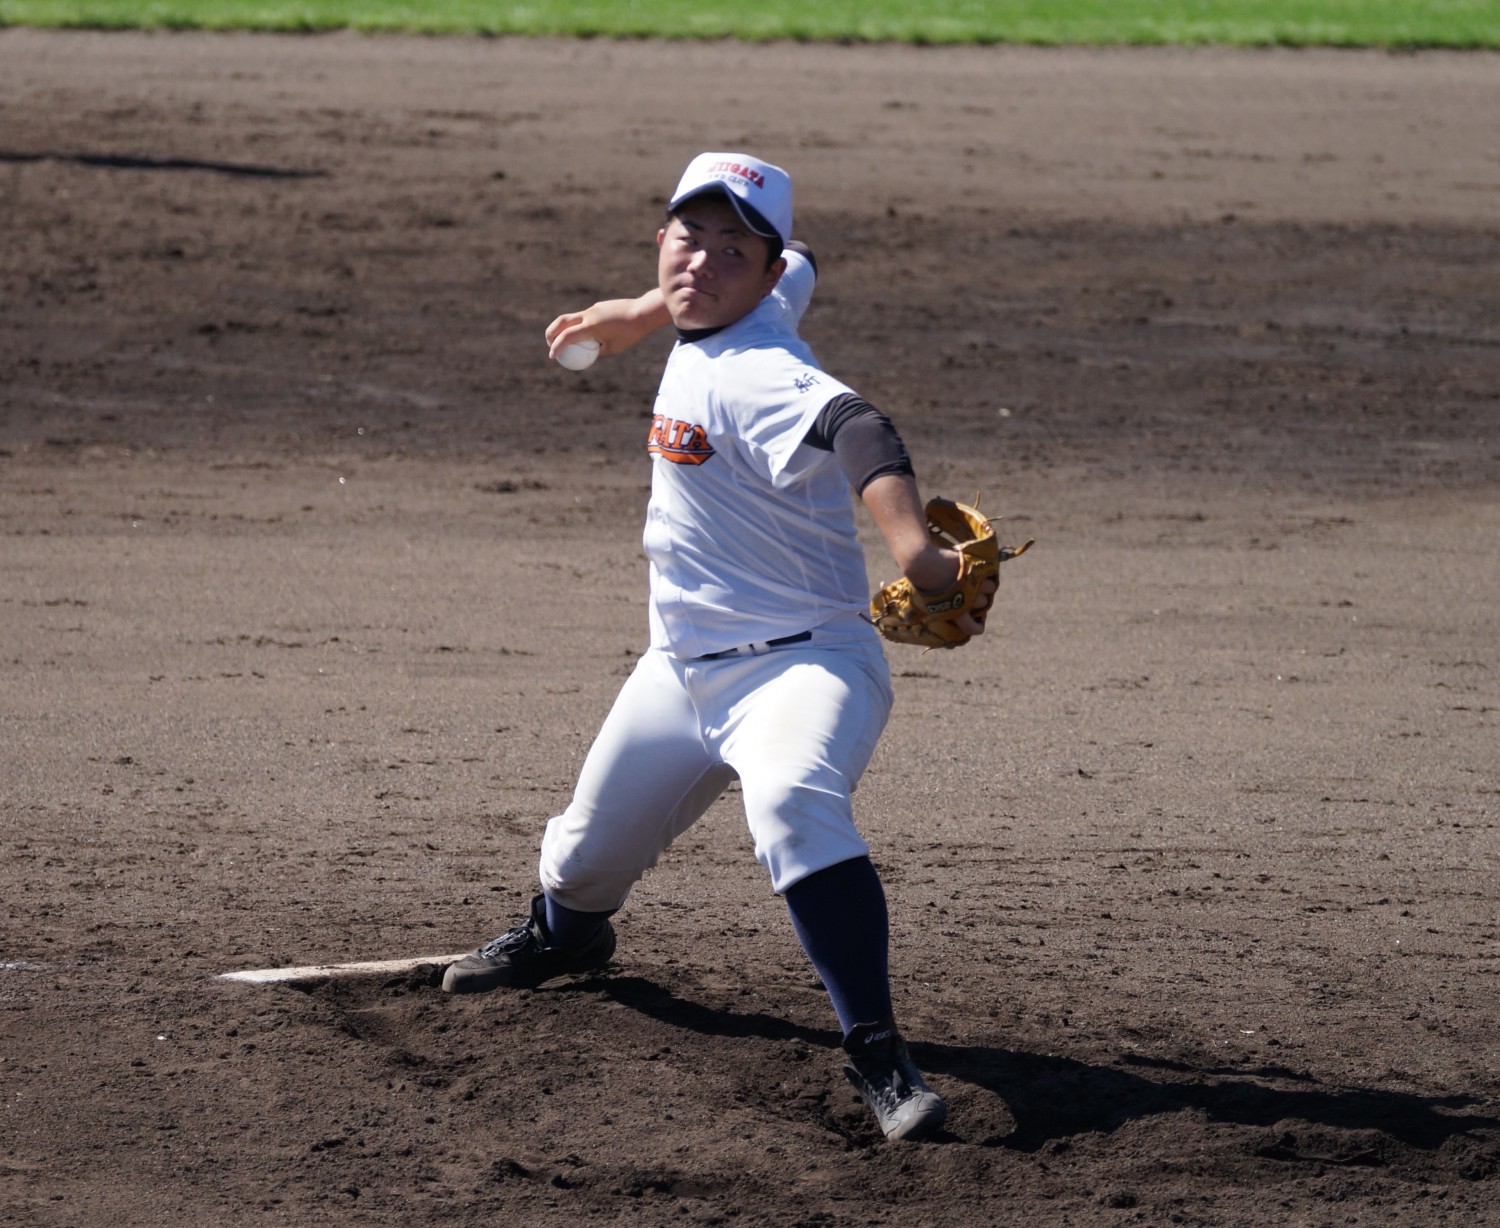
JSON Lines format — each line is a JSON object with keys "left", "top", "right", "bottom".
{"left": 868, "top": 497, "right": 1032, "bottom": 650}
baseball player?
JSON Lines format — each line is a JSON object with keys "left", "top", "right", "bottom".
{"left": 444, "top": 152, "right": 995, "bottom": 1142}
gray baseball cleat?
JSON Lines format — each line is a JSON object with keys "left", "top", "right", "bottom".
{"left": 841, "top": 1019, "right": 948, "bottom": 1141}
{"left": 442, "top": 894, "right": 615, "bottom": 994}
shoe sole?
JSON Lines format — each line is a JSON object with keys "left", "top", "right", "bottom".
{"left": 441, "top": 963, "right": 513, "bottom": 994}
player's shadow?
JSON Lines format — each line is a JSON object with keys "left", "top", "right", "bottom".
{"left": 599, "top": 974, "right": 1500, "bottom": 1154}
{"left": 0, "top": 150, "right": 326, "bottom": 178}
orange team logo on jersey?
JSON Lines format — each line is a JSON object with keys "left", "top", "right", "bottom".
{"left": 646, "top": 415, "right": 715, "bottom": 465}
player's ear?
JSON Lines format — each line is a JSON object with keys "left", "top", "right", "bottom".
{"left": 762, "top": 256, "right": 787, "bottom": 294}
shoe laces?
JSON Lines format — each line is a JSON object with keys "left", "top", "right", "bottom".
{"left": 862, "top": 1058, "right": 919, "bottom": 1110}
{"left": 476, "top": 920, "right": 538, "bottom": 960}
{"left": 848, "top": 1034, "right": 927, "bottom": 1112}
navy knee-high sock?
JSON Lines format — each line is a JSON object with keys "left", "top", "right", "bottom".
{"left": 784, "top": 856, "right": 893, "bottom": 1036}
{"left": 543, "top": 894, "right": 615, "bottom": 949}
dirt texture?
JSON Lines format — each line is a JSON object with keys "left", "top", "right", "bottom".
{"left": 3, "top": 29, "right": 1499, "bottom": 1228}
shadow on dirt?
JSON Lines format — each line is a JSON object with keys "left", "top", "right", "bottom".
{"left": 602, "top": 974, "right": 1500, "bottom": 1160}
{"left": 0, "top": 149, "right": 325, "bottom": 178}
{"left": 941, "top": 1046, "right": 1498, "bottom": 1159}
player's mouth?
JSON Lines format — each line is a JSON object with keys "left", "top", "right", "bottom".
{"left": 672, "top": 286, "right": 717, "bottom": 316}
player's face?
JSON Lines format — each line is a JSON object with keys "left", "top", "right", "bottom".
{"left": 657, "top": 195, "right": 786, "bottom": 331}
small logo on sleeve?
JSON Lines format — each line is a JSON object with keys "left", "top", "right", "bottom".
{"left": 794, "top": 372, "right": 820, "bottom": 393}
{"left": 647, "top": 415, "right": 715, "bottom": 465}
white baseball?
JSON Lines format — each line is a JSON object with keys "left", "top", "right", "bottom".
{"left": 555, "top": 338, "right": 601, "bottom": 371}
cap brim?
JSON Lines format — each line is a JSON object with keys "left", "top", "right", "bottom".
{"left": 671, "top": 184, "right": 782, "bottom": 242}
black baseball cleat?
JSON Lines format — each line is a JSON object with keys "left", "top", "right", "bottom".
{"left": 442, "top": 894, "right": 615, "bottom": 994}
{"left": 841, "top": 1019, "right": 948, "bottom": 1141}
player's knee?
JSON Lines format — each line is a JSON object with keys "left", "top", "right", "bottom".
{"left": 747, "top": 783, "right": 869, "bottom": 894}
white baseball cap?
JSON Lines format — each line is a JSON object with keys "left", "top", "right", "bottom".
{"left": 668, "top": 152, "right": 793, "bottom": 245}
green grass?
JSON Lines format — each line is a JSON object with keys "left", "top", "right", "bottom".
{"left": 1, "top": 0, "right": 1498, "bottom": 47}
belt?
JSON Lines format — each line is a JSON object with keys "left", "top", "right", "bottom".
{"left": 694, "top": 631, "right": 812, "bottom": 661}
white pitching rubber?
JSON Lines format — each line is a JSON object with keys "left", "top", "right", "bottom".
{"left": 217, "top": 954, "right": 466, "bottom": 985}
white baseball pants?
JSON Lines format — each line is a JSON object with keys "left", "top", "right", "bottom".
{"left": 538, "top": 624, "right": 893, "bottom": 913}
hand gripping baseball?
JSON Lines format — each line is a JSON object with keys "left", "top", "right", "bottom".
{"left": 868, "top": 497, "right": 1032, "bottom": 650}
{"left": 546, "top": 291, "right": 674, "bottom": 369}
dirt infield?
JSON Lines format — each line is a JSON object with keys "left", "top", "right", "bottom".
{"left": 3, "top": 29, "right": 1498, "bottom": 1226}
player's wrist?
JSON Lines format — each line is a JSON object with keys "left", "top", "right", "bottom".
{"left": 903, "top": 546, "right": 960, "bottom": 594}
{"left": 626, "top": 290, "right": 672, "bottom": 331}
